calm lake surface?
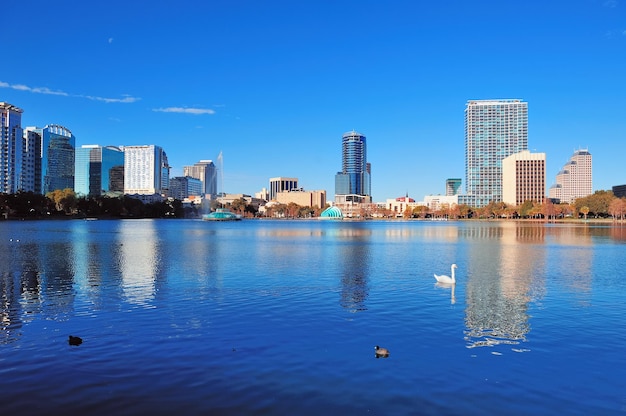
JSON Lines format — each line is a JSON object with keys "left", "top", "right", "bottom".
{"left": 1, "top": 219, "right": 625, "bottom": 415}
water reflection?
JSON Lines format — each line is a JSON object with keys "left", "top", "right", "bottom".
{"left": 464, "top": 223, "right": 545, "bottom": 349}
{"left": 337, "top": 224, "right": 372, "bottom": 312}
{"left": 118, "top": 220, "right": 161, "bottom": 306}
{"left": 435, "top": 282, "right": 456, "bottom": 304}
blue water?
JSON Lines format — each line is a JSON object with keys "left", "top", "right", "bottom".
{"left": 1, "top": 219, "right": 625, "bottom": 415}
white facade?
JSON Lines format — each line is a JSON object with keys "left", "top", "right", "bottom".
{"left": 0, "top": 102, "right": 24, "bottom": 193}
{"left": 423, "top": 195, "right": 459, "bottom": 211}
{"left": 548, "top": 149, "right": 592, "bottom": 204}
{"left": 502, "top": 150, "right": 546, "bottom": 206}
{"left": 269, "top": 177, "right": 298, "bottom": 201}
{"left": 123, "top": 145, "right": 168, "bottom": 195}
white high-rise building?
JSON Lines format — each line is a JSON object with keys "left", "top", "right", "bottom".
{"left": 502, "top": 150, "right": 546, "bottom": 206}
{"left": 0, "top": 102, "right": 24, "bottom": 193}
{"left": 465, "top": 99, "right": 528, "bottom": 207}
{"left": 549, "top": 149, "right": 592, "bottom": 204}
{"left": 123, "top": 145, "right": 169, "bottom": 195}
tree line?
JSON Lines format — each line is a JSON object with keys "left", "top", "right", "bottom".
{"left": 2, "top": 189, "right": 625, "bottom": 221}
{"left": 1, "top": 189, "right": 186, "bottom": 219}
{"left": 405, "top": 190, "right": 626, "bottom": 221}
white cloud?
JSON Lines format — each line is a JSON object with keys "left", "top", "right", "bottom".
{"left": 0, "top": 80, "right": 139, "bottom": 103}
{"left": 152, "top": 107, "right": 216, "bottom": 115}
{"left": 604, "top": 0, "right": 618, "bottom": 7}
{"left": 83, "top": 94, "right": 140, "bottom": 103}
{"left": 1, "top": 82, "right": 68, "bottom": 96}
{"left": 108, "top": 37, "right": 114, "bottom": 44}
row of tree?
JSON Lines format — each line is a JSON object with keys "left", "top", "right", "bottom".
{"left": 1, "top": 190, "right": 186, "bottom": 219}
{"left": 2, "top": 189, "right": 626, "bottom": 221}
{"left": 406, "top": 190, "right": 626, "bottom": 221}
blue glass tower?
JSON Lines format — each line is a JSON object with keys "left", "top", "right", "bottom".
{"left": 29, "top": 125, "right": 76, "bottom": 194}
{"left": 75, "top": 145, "right": 125, "bottom": 196}
{"left": 335, "top": 130, "right": 370, "bottom": 198}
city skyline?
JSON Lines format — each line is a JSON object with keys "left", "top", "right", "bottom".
{"left": 2, "top": 1, "right": 625, "bottom": 200}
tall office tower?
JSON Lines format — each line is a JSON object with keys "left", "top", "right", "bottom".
{"left": 548, "top": 149, "right": 592, "bottom": 204}
{"left": 502, "top": 150, "right": 546, "bottom": 206}
{"left": 446, "top": 178, "right": 462, "bottom": 196}
{"left": 183, "top": 160, "right": 217, "bottom": 197}
{"left": 269, "top": 177, "right": 298, "bottom": 201}
{"left": 0, "top": 102, "right": 24, "bottom": 193}
{"left": 75, "top": 145, "right": 125, "bottom": 196}
{"left": 21, "top": 129, "right": 42, "bottom": 193}
{"left": 465, "top": 99, "right": 528, "bottom": 207}
{"left": 334, "top": 130, "right": 371, "bottom": 200}
{"left": 123, "top": 145, "right": 169, "bottom": 195}
{"left": 25, "top": 124, "right": 76, "bottom": 194}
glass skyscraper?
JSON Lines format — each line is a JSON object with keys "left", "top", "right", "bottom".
{"left": 465, "top": 99, "right": 528, "bottom": 207}
{"left": 75, "top": 145, "right": 125, "bottom": 196}
{"left": 26, "top": 124, "right": 75, "bottom": 195}
{"left": 335, "top": 130, "right": 371, "bottom": 199}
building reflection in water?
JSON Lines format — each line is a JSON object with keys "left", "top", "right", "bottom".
{"left": 335, "top": 225, "right": 372, "bottom": 313}
{"left": 464, "top": 223, "right": 546, "bottom": 349}
{"left": 118, "top": 220, "right": 160, "bottom": 306}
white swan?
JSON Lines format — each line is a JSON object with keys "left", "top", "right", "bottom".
{"left": 434, "top": 264, "right": 457, "bottom": 284}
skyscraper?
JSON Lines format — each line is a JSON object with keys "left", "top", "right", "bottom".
{"left": 335, "top": 130, "right": 371, "bottom": 201}
{"left": 123, "top": 145, "right": 169, "bottom": 195}
{"left": 0, "top": 102, "right": 24, "bottom": 194}
{"left": 502, "top": 150, "right": 546, "bottom": 206}
{"left": 26, "top": 124, "right": 76, "bottom": 194}
{"left": 183, "top": 160, "right": 217, "bottom": 197}
{"left": 548, "top": 149, "right": 592, "bottom": 204}
{"left": 75, "top": 145, "right": 125, "bottom": 196}
{"left": 465, "top": 99, "right": 528, "bottom": 207}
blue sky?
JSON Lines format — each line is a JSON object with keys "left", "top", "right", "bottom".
{"left": 2, "top": 0, "right": 625, "bottom": 201}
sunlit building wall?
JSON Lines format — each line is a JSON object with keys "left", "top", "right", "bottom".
{"left": 269, "top": 177, "right": 298, "bottom": 201}
{"left": 21, "top": 129, "right": 42, "bottom": 193}
{"left": 275, "top": 189, "right": 326, "bottom": 208}
{"left": 548, "top": 149, "right": 592, "bottom": 204}
{"left": 123, "top": 145, "right": 169, "bottom": 195}
{"left": 465, "top": 99, "right": 528, "bottom": 207}
{"left": 502, "top": 150, "right": 546, "bottom": 206}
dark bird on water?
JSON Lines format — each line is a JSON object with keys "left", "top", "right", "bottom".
{"left": 69, "top": 335, "right": 83, "bottom": 346}
{"left": 374, "top": 345, "right": 389, "bottom": 358}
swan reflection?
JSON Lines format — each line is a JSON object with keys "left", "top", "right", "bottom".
{"left": 435, "top": 281, "right": 456, "bottom": 304}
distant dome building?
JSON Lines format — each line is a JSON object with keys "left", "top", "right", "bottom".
{"left": 319, "top": 206, "right": 343, "bottom": 220}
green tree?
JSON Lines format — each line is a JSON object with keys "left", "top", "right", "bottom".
{"left": 46, "top": 188, "right": 77, "bottom": 214}
{"left": 519, "top": 200, "right": 534, "bottom": 218}
{"left": 580, "top": 206, "right": 590, "bottom": 220}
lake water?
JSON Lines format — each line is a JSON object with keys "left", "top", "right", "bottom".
{"left": 1, "top": 219, "right": 625, "bottom": 415}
